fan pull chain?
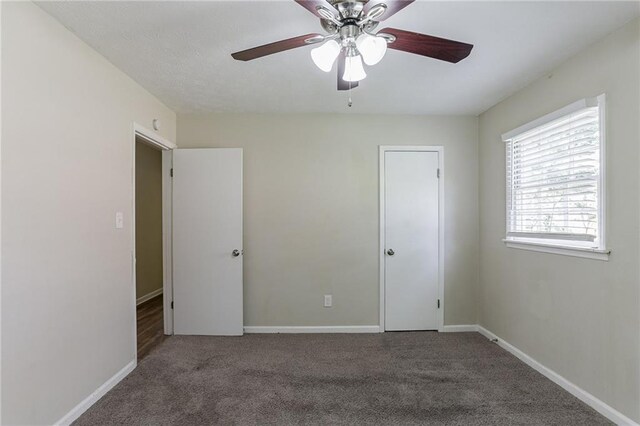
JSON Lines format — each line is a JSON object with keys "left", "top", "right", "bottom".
{"left": 348, "top": 81, "right": 353, "bottom": 107}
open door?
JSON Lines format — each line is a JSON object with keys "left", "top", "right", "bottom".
{"left": 172, "top": 148, "right": 243, "bottom": 335}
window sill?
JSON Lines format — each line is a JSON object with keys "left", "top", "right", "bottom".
{"left": 502, "top": 239, "right": 611, "bottom": 261}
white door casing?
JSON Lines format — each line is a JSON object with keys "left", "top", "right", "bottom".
{"left": 379, "top": 146, "right": 443, "bottom": 332}
{"left": 172, "top": 148, "right": 243, "bottom": 336}
{"left": 131, "top": 123, "right": 176, "bottom": 351}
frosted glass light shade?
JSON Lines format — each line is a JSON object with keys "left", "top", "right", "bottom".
{"left": 343, "top": 54, "right": 367, "bottom": 82}
{"left": 355, "top": 33, "right": 387, "bottom": 65}
{"left": 311, "top": 40, "right": 341, "bottom": 72}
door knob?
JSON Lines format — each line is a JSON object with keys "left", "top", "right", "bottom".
{"left": 232, "top": 249, "right": 240, "bottom": 257}
{"left": 386, "top": 249, "right": 395, "bottom": 256}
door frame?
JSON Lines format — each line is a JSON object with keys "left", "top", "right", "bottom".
{"left": 132, "top": 123, "right": 176, "bottom": 357}
{"left": 379, "top": 145, "right": 444, "bottom": 332}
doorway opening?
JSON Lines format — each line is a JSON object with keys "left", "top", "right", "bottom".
{"left": 132, "top": 124, "right": 175, "bottom": 361}
{"left": 135, "top": 136, "right": 166, "bottom": 359}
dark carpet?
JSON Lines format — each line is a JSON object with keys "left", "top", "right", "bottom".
{"left": 75, "top": 332, "right": 611, "bottom": 425}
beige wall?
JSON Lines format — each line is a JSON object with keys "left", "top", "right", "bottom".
{"left": 178, "top": 114, "right": 479, "bottom": 328}
{"left": 478, "top": 18, "right": 640, "bottom": 422}
{"left": 1, "top": 2, "right": 176, "bottom": 424}
{"left": 135, "top": 140, "right": 163, "bottom": 301}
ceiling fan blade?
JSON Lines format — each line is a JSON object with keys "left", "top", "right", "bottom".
{"left": 363, "top": 0, "right": 414, "bottom": 21}
{"left": 379, "top": 28, "right": 473, "bottom": 63}
{"left": 232, "top": 33, "right": 321, "bottom": 61}
{"left": 337, "top": 51, "right": 359, "bottom": 91}
{"left": 294, "top": 0, "right": 332, "bottom": 18}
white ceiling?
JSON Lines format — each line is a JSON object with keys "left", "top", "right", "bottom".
{"left": 38, "top": 1, "right": 639, "bottom": 115}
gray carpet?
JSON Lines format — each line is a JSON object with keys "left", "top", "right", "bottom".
{"left": 75, "top": 332, "right": 611, "bottom": 425}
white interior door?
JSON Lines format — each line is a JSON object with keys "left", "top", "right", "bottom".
{"left": 384, "top": 150, "right": 440, "bottom": 331}
{"left": 172, "top": 148, "right": 243, "bottom": 335}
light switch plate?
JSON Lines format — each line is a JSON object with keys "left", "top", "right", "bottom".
{"left": 115, "top": 212, "right": 124, "bottom": 229}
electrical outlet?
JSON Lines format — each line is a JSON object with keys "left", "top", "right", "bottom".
{"left": 324, "top": 294, "right": 332, "bottom": 308}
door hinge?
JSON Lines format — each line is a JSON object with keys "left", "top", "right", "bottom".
{"left": 170, "top": 168, "right": 174, "bottom": 177}
{"left": 171, "top": 301, "right": 174, "bottom": 309}
{"left": 437, "top": 299, "right": 440, "bottom": 309}
{"left": 437, "top": 168, "right": 440, "bottom": 179}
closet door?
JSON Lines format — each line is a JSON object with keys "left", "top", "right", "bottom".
{"left": 384, "top": 150, "right": 439, "bottom": 331}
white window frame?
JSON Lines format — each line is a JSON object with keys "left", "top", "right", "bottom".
{"left": 501, "top": 95, "right": 610, "bottom": 261}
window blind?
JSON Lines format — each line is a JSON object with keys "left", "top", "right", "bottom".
{"left": 506, "top": 106, "right": 601, "bottom": 243}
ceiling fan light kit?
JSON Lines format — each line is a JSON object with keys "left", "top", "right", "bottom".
{"left": 308, "top": 10, "right": 387, "bottom": 81}
{"left": 231, "top": 0, "right": 474, "bottom": 92}
{"left": 356, "top": 33, "right": 387, "bottom": 66}
{"left": 343, "top": 51, "right": 367, "bottom": 82}
{"left": 311, "top": 39, "right": 341, "bottom": 72}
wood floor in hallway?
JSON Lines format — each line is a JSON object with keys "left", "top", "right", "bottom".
{"left": 137, "top": 294, "right": 167, "bottom": 360}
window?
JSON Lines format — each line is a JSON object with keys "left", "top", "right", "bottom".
{"left": 502, "top": 95, "right": 609, "bottom": 260}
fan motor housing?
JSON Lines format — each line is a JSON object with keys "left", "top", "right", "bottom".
{"left": 339, "top": 22, "right": 360, "bottom": 43}
{"left": 336, "top": 1, "right": 364, "bottom": 19}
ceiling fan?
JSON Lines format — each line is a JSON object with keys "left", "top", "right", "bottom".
{"left": 231, "top": 0, "right": 474, "bottom": 91}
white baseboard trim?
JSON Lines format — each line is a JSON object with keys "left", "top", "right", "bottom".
{"left": 55, "top": 359, "right": 136, "bottom": 426}
{"left": 244, "top": 326, "right": 381, "bottom": 334}
{"left": 136, "top": 288, "right": 163, "bottom": 306}
{"left": 477, "top": 326, "right": 638, "bottom": 426}
{"left": 442, "top": 324, "right": 479, "bottom": 332}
